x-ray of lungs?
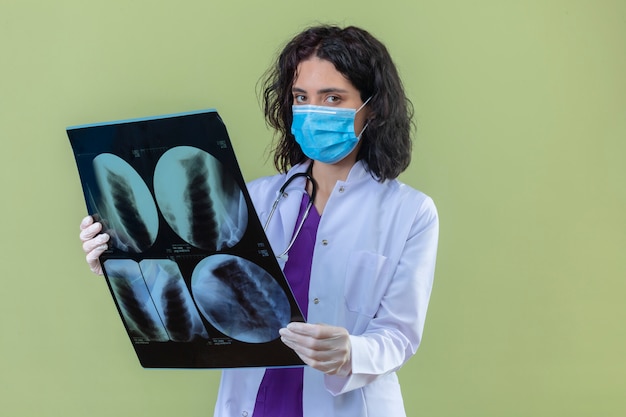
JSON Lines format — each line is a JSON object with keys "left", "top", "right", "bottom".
{"left": 68, "top": 109, "right": 304, "bottom": 369}
{"left": 105, "top": 259, "right": 171, "bottom": 342}
{"left": 93, "top": 154, "right": 160, "bottom": 253}
{"left": 139, "top": 259, "right": 210, "bottom": 342}
{"left": 153, "top": 146, "right": 247, "bottom": 251}
{"left": 192, "top": 254, "right": 291, "bottom": 343}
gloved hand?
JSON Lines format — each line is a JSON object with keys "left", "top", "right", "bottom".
{"left": 79, "top": 215, "right": 109, "bottom": 275}
{"left": 279, "top": 322, "right": 352, "bottom": 376}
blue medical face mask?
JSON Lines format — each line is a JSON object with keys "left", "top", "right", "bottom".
{"left": 291, "top": 97, "right": 371, "bottom": 164}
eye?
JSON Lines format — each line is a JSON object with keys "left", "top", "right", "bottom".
{"left": 293, "top": 94, "right": 307, "bottom": 104}
{"left": 325, "top": 95, "right": 341, "bottom": 104}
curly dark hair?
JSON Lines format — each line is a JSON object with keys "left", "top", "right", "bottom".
{"left": 260, "top": 25, "right": 414, "bottom": 181}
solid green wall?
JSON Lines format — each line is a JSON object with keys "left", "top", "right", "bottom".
{"left": 1, "top": 1, "right": 624, "bottom": 416}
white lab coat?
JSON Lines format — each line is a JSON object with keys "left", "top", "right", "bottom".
{"left": 213, "top": 160, "right": 439, "bottom": 417}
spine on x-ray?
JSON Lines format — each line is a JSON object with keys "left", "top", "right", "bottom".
{"left": 110, "top": 276, "right": 164, "bottom": 341}
{"left": 106, "top": 169, "right": 152, "bottom": 252}
{"left": 160, "top": 279, "right": 193, "bottom": 342}
{"left": 182, "top": 154, "right": 219, "bottom": 250}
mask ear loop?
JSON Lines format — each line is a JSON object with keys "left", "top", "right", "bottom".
{"left": 357, "top": 123, "right": 369, "bottom": 139}
{"left": 356, "top": 96, "right": 373, "bottom": 113}
{"left": 355, "top": 96, "right": 373, "bottom": 138}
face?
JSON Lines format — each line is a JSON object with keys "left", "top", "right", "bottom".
{"left": 292, "top": 57, "right": 370, "bottom": 137}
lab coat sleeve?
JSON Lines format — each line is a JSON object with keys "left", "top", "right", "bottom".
{"left": 324, "top": 195, "right": 439, "bottom": 395}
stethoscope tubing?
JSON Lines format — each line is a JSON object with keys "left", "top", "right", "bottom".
{"left": 263, "top": 171, "right": 317, "bottom": 259}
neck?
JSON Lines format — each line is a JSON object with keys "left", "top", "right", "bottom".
{"left": 307, "top": 159, "right": 356, "bottom": 214}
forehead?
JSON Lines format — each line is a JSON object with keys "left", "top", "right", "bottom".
{"left": 293, "top": 57, "right": 357, "bottom": 92}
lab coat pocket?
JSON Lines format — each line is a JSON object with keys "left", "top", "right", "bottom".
{"left": 344, "top": 251, "right": 391, "bottom": 318}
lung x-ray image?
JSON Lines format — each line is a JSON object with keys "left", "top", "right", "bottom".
{"left": 68, "top": 110, "right": 304, "bottom": 368}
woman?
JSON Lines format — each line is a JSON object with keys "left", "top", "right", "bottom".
{"left": 80, "top": 25, "right": 438, "bottom": 417}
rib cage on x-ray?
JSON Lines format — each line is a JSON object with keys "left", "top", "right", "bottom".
{"left": 92, "top": 153, "right": 159, "bottom": 253}
{"left": 104, "top": 259, "right": 169, "bottom": 342}
{"left": 191, "top": 254, "right": 291, "bottom": 343}
{"left": 106, "top": 169, "right": 153, "bottom": 251}
{"left": 106, "top": 259, "right": 209, "bottom": 343}
{"left": 139, "top": 259, "right": 208, "bottom": 342}
{"left": 211, "top": 260, "right": 278, "bottom": 327}
{"left": 153, "top": 146, "right": 248, "bottom": 251}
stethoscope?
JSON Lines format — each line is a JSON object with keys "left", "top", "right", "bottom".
{"left": 263, "top": 168, "right": 318, "bottom": 259}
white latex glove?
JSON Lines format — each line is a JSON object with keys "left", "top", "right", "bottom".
{"left": 79, "top": 215, "right": 109, "bottom": 275}
{"left": 279, "top": 322, "right": 352, "bottom": 376}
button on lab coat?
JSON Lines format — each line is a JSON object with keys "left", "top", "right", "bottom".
{"left": 213, "top": 160, "right": 439, "bottom": 417}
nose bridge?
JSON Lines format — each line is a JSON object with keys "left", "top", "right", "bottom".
{"left": 309, "top": 96, "right": 324, "bottom": 106}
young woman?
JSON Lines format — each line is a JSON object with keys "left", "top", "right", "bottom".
{"left": 80, "top": 25, "right": 439, "bottom": 417}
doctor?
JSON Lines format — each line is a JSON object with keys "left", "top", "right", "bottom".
{"left": 80, "top": 25, "right": 439, "bottom": 417}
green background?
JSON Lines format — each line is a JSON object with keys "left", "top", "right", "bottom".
{"left": 1, "top": 1, "right": 624, "bottom": 416}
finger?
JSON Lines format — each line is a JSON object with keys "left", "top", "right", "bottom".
{"left": 79, "top": 222, "right": 104, "bottom": 242}
{"left": 285, "top": 322, "right": 335, "bottom": 338}
{"left": 86, "top": 245, "right": 107, "bottom": 275}
{"left": 79, "top": 215, "right": 94, "bottom": 231}
{"left": 280, "top": 329, "right": 319, "bottom": 358}
{"left": 279, "top": 327, "right": 319, "bottom": 350}
{"left": 280, "top": 340, "right": 324, "bottom": 369}
{"left": 284, "top": 323, "right": 348, "bottom": 346}
{"left": 280, "top": 332, "right": 336, "bottom": 361}
{"left": 82, "top": 232, "right": 110, "bottom": 254}
{"left": 279, "top": 332, "right": 300, "bottom": 351}
{"left": 281, "top": 333, "right": 349, "bottom": 375}
{"left": 285, "top": 322, "right": 320, "bottom": 333}
{"left": 289, "top": 348, "right": 341, "bottom": 374}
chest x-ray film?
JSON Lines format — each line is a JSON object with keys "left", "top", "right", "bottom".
{"left": 67, "top": 109, "right": 304, "bottom": 368}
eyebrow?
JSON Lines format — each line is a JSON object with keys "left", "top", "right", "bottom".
{"left": 291, "top": 87, "right": 351, "bottom": 94}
